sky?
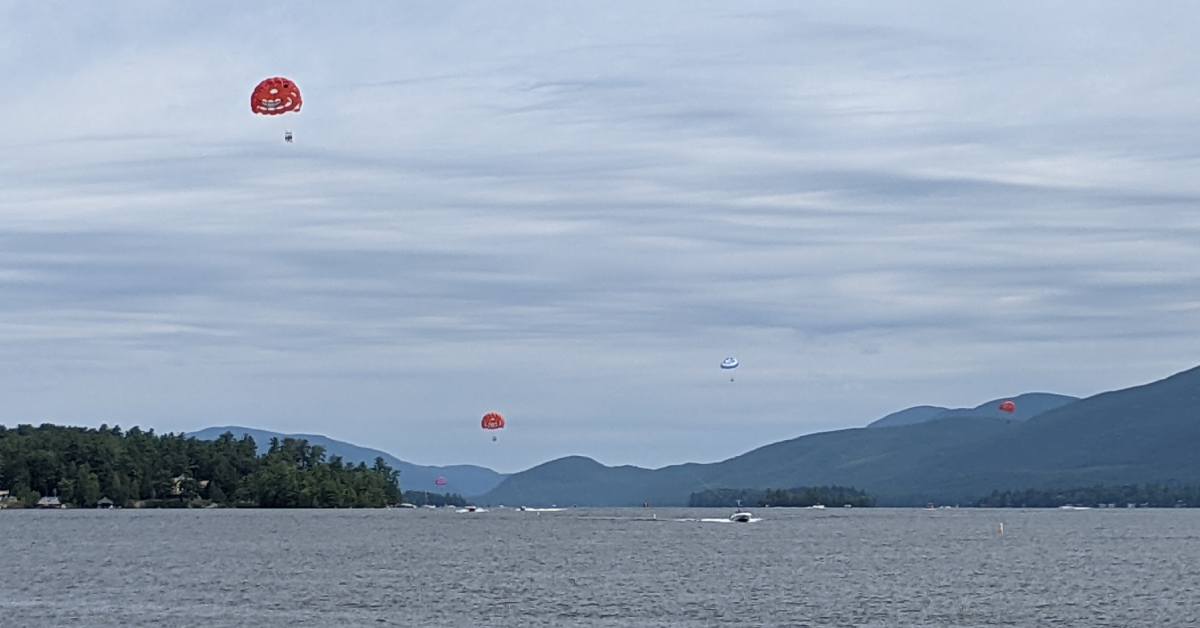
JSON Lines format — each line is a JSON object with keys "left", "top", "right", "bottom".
{"left": 2, "top": 2, "right": 1199, "bottom": 473}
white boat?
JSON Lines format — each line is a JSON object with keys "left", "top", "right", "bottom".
{"left": 397, "top": 503, "right": 417, "bottom": 509}
{"left": 809, "top": 504, "right": 826, "bottom": 510}
{"left": 729, "top": 499, "right": 753, "bottom": 522}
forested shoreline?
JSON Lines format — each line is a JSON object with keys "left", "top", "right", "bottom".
{"left": 975, "top": 484, "right": 1200, "bottom": 508}
{"left": 0, "top": 424, "right": 402, "bottom": 508}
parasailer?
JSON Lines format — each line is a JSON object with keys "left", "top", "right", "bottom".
{"left": 721, "top": 356, "right": 739, "bottom": 382}
{"left": 251, "top": 76, "right": 302, "bottom": 143}
{"left": 482, "top": 411, "right": 505, "bottom": 442}
{"left": 434, "top": 476, "right": 448, "bottom": 488}
{"left": 998, "top": 400, "right": 1016, "bottom": 414}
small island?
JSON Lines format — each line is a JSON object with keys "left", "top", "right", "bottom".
{"left": 689, "top": 485, "right": 875, "bottom": 508}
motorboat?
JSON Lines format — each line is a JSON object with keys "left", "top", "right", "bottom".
{"left": 729, "top": 500, "right": 752, "bottom": 522}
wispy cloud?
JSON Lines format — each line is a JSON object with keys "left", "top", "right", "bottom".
{"left": 1, "top": 1, "right": 1198, "bottom": 471}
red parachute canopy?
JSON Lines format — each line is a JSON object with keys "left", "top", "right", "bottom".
{"left": 434, "top": 476, "right": 448, "bottom": 487}
{"left": 998, "top": 400, "right": 1017, "bottom": 413}
{"left": 251, "top": 77, "right": 302, "bottom": 115}
{"left": 481, "top": 412, "right": 506, "bottom": 430}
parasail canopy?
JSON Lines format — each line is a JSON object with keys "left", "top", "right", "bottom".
{"left": 481, "top": 412, "right": 506, "bottom": 430}
{"left": 251, "top": 77, "right": 302, "bottom": 116}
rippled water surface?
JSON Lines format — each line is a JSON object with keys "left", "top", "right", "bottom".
{"left": 2, "top": 507, "right": 1198, "bottom": 626}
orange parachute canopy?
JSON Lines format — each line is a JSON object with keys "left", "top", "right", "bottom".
{"left": 481, "top": 412, "right": 506, "bottom": 430}
{"left": 434, "top": 476, "right": 448, "bottom": 487}
{"left": 251, "top": 77, "right": 302, "bottom": 115}
{"left": 998, "top": 400, "right": 1016, "bottom": 413}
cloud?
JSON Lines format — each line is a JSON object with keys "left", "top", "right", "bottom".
{"left": 1, "top": 2, "right": 1198, "bottom": 471}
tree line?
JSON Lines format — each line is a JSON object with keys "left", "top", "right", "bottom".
{"left": 0, "top": 424, "right": 402, "bottom": 508}
{"left": 688, "top": 485, "right": 875, "bottom": 507}
{"left": 975, "top": 483, "right": 1200, "bottom": 508}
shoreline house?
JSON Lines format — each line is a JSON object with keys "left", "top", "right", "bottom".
{"left": 36, "top": 496, "right": 64, "bottom": 509}
{"left": 97, "top": 497, "right": 115, "bottom": 509}
{"left": 169, "top": 476, "right": 210, "bottom": 499}
{"left": 0, "top": 490, "right": 9, "bottom": 508}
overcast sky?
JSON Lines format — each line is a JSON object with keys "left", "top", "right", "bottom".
{"left": 2, "top": 2, "right": 1198, "bottom": 472}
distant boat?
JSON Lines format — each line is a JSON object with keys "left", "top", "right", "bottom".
{"left": 808, "top": 504, "right": 825, "bottom": 510}
{"left": 422, "top": 504, "right": 437, "bottom": 509}
{"left": 1059, "top": 505, "right": 1091, "bottom": 510}
{"left": 398, "top": 503, "right": 417, "bottom": 509}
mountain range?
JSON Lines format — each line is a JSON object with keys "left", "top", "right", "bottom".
{"left": 478, "top": 364, "right": 1200, "bottom": 506}
{"left": 186, "top": 426, "right": 507, "bottom": 497}
{"left": 187, "top": 364, "right": 1200, "bottom": 507}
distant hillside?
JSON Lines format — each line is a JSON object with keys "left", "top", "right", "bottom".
{"left": 868, "top": 393, "right": 1078, "bottom": 428}
{"left": 868, "top": 405, "right": 948, "bottom": 428}
{"left": 188, "top": 426, "right": 506, "bottom": 497}
{"left": 481, "top": 367, "right": 1200, "bottom": 506}
{"left": 919, "top": 365, "right": 1200, "bottom": 496}
{"left": 483, "top": 417, "right": 1016, "bottom": 507}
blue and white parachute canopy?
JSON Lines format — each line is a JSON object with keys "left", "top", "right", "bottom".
{"left": 720, "top": 357, "right": 739, "bottom": 369}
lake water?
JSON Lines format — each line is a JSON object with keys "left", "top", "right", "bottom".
{"left": 1, "top": 507, "right": 1197, "bottom": 626}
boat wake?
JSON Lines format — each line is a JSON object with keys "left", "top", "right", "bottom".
{"left": 676, "top": 517, "right": 764, "bottom": 524}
